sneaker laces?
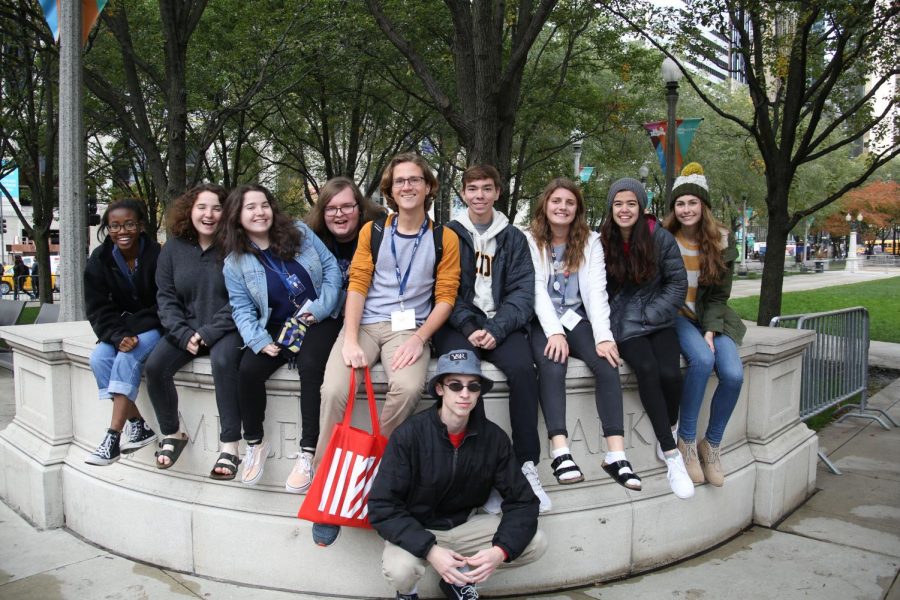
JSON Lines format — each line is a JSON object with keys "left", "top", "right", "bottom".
{"left": 244, "top": 445, "right": 258, "bottom": 469}
{"left": 457, "top": 584, "right": 479, "bottom": 600}
{"left": 127, "top": 419, "right": 145, "bottom": 442}
{"left": 522, "top": 463, "right": 541, "bottom": 487}
{"left": 666, "top": 453, "right": 688, "bottom": 477}
{"left": 295, "top": 452, "right": 312, "bottom": 474}
{"left": 96, "top": 433, "right": 115, "bottom": 458}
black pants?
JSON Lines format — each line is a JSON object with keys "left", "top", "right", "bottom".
{"left": 14, "top": 275, "right": 30, "bottom": 300}
{"left": 434, "top": 324, "right": 541, "bottom": 465}
{"left": 530, "top": 319, "right": 624, "bottom": 439}
{"left": 618, "top": 327, "right": 682, "bottom": 452}
{"left": 145, "top": 331, "right": 243, "bottom": 442}
{"left": 296, "top": 317, "right": 343, "bottom": 450}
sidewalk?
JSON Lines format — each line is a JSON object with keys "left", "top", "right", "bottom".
{"left": 1, "top": 369, "right": 899, "bottom": 598}
{"left": 731, "top": 268, "right": 898, "bottom": 299}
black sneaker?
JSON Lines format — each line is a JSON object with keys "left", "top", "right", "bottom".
{"left": 85, "top": 429, "right": 121, "bottom": 466}
{"left": 312, "top": 523, "right": 341, "bottom": 547}
{"left": 120, "top": 418, "right": 157, "bottom": 454}
{"left": 396, "top": 593, "right": 419, "bottom": 600}
{"left": 439, "top": 580, "right": 479, "bottom": 600}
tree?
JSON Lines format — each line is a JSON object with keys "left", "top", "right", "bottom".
{"left": 0, "top": 0, "right": 59, "bottom": 302}
{"left": 609, "top": 0, "right": 900, "bottom": 324}
{"left": 366, "top": 0, "right": 559, "bottom": 214}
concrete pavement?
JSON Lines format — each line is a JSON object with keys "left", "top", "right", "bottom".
{"left": 1, "top": 371, "right": 899, "bottom": 598}
{"left": 731, "top": 267, "right": 898, "bottom": 299}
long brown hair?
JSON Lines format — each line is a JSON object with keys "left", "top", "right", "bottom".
{"left": 305, "top": 177, "right": 384, "bottom": 246}
{"left": 378, "top": 152, "right": 439, "bottom": 212}
{"left": 528, "top": 178, "right": 590, "bottom": 271}
{"left": 663, "top": 202, "right": 727, "bottom": 286}
{"left": 218, "top": 184, "right": 301, "bottom": 260}
{"left": 166, "top": 183, "right": 228, "bottom": 241}
{"left": 601, "top": 206, "right": 657, "bottom": 286}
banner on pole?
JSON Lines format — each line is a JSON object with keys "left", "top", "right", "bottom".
{"left": 40, "top": 0, "right": 108, "bottom": 44}
{"left": 0, "top": 165, "right": 18, "bottom": 203}
{"left": 579, "top": 166, "right": 594, "bottom": 183}
{"left": 643, "top": 118, "right": 703, "bottom": 175}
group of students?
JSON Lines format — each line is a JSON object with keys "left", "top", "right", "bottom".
{"left": 82, "top": 153, "right": 744, "bottom": 599}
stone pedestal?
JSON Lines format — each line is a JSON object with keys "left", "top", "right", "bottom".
{"left": 0, "top": 321, "right": 817, "bottom": 596}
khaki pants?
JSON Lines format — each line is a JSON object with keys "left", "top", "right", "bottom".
{"left": 314, "top": 322, "right": 430, "bottom": 467}
{"left": 382, "top": 514, "right": 548, "bottom": 594}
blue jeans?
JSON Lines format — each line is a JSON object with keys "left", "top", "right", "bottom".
{"left": 90, "top": 329, "right": 162, "bottom": 401}
{"left": 675, "top": 316, "right": 743, "bottom": 445}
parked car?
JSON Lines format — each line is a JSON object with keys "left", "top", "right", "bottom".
{"left": 0, "top": 265, "right": 58, "bottom": 295}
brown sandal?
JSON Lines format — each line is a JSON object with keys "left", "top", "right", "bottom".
{"left": 209, "top": 452, "right": 241, "bottom": 481}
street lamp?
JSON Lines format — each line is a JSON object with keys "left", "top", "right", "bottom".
{"left": 638, "top": 164, "right": 651, "bottom": 213}
{"left": 845, "top": 212, "right": 864, "bottom": 273}
{"left": 572, "top": 137, "right": 583, "bottom": 180}
{"left": 661, "top": 57, "right": 683, "bottom": 203}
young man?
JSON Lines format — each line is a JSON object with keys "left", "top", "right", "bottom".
{"left": 433, "top": 165, "right": 550, "bottom": 512}
{"left": 369, "top": 349, "right": 547, "bottom": 600}
{"left": 312, "top": 153, "right": 461, "bottom": 545}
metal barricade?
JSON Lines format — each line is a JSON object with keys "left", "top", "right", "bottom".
{"left": 770, "top": 307, "right": 897, "bottom": 475}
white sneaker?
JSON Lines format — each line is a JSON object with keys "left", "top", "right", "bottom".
{"left": 285, "top": 451, "right": 314, "bottom": 494}
{"left": 521, "top": 461, "right": 552, "bottom": 513}
{"left": 665, "top": 450, "right": 695, "bottom": 499}
{"left": 656, "top": 425, "right": 678, "bottom": 463}
{"left": 241, "top": 440, "right": 271, "bottom": 486}
{"left": 482, "top": 487, "right": 503, "bottom": 515}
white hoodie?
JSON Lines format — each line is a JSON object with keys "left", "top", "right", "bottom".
{"left": 454, "top": 209, "right": 510, "bottom": 319}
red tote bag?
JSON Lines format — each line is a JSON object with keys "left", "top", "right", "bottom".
{"left": 298, "top": 367, "right": 387, "bottom": 529}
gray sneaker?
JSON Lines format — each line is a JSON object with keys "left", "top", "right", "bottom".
{"left": 521, "top": 461, "right": 551, "bottom": 513}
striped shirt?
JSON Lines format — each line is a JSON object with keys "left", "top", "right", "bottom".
{"left": 675, "top": 233, "right": 700, "bottom": 319}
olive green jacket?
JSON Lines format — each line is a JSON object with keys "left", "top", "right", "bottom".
{"left": 692, "top": 235, "right": 746, "bottom": 346}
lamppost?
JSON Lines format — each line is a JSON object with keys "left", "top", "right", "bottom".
{"left": 661, "top": 57, "right": 683, "bottom": 203}
{"left": 638, "top": 164, "right": 650, "bottom": 213}
{"left": 845, "top": 212, "right": 864, "bottom": 273}
{"left": 572, "top": 138, "right": 583, "bottom": 180}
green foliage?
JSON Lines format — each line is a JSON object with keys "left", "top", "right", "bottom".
{"left": 729, "top": 276, "right": 900, "bottom": 343}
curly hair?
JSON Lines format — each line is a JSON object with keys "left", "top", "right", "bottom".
{"left": 305, "top": 177, "right": 385, "bottom": 246}
{"left": 166, "top": 183, "right": 228, "bottom": 241}
{"left": 528, "top": 178, "right": 590, "bottom": 271}
{"left": 663, "top": 201, "right": 727, "bottom": 286}
{"left": 217, "top": 184, "right": 301, "bottom": 260}
{"left": 378, "top": 152, "right": 438, "bottom": 213}
{"left": 97, "top": 198, "right": 149, "bottom": 243}
{"left": 601, "top": 194, "right": 657, "bottom": 286}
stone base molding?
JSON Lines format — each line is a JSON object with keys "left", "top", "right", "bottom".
{"left": 0, "top": 321, "right": 817, "bottom": 597}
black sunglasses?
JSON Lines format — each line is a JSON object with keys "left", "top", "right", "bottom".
{"left": 442, "top": 381, "right": 482, "bottom": 393}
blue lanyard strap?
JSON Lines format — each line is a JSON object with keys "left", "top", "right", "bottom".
{"left": 551, "top": 247, "right": 571, "bottom": 307}
{"left": 254, "top": 245, "right": 298, "bottom": 299}
{"left": 390, "top": 216, "right": 430, "bottom": 303}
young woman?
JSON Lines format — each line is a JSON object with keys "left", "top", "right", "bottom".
{"left": 283, "top": 177, "right": 384, "bottom": 493}
{"left": 84, "top": 199, "right": 162, "bottom": 466}
{"left": 601, "top": 177, "right": 693, "bottom": 499}
{"left": 221, "top": 184, "right": 341, "bottom": 486}
{"left": 145, "top": 184, "right": 244, "bottom": 476}
{"left": 664, "top": 163, "right": 745, "bottom": 487}
{"left": 526, "top": 179, "right": 641, "bottom": 490}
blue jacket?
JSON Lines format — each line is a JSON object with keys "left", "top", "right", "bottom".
{"left": 223, "top": 222, "right": 342, "bottom": 353}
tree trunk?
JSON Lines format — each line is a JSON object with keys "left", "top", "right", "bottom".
{"left": 757, "top": 184, "right": 791, "bottom": 326}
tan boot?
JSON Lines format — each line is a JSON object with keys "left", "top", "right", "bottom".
{"left": 699, "top": 439, "right": 725, "bottom": 487}
{"left": 677, "top": 438, "right": 705, "bottom": 484}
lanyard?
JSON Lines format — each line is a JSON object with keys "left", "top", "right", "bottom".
{"left": 390, "top": 216, "right": 430, "bottom": 309}
{"left": 255, "top": 245, "right": 299, "bottom": 300}
{"left": 550, "top": 246, "right": 571, "bottom": 309}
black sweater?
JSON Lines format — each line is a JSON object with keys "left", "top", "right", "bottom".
{"left": 155, "top": 236, "right": 235, "bottom": 349}
{"left": 84, "top": 234, "right": 162, "bottom": 347}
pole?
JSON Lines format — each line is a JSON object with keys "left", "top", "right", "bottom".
{"left": 664, "top": 81, "right": 679, "bottom": 203}
{"left": 739, "top": 196, "right": 748, "bottom": 276}
{"left": 573, "top": 146, "right": 582, "bottom": 180}
{"left": 59, "top": 0, "right": 87, "bottom": 320}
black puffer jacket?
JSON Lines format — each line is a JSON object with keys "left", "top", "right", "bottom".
{"left": 368, "top": 403, "right": 539, "bottom": 561}
{"left": 448, "top": 220, "right": 535, "bottom": 344}
{"left": 607, "top": 218, "right": 687, "bottom": 342}
{"left": 84, "top": 233, "right": 162, "bottom": 348}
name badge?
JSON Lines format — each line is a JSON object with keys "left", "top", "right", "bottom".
{"left": 285, "top": 273, "right": 306, "bottom": 297}
{"left": 560, "top": 309, "right": 582, "bottom": 331}
{"left": 391, "top": 308, "right": 416, "bottom": 331}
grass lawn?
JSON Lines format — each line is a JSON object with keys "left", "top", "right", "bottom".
{"left": 729, "top": 276, "right": 900, "bottom": 343}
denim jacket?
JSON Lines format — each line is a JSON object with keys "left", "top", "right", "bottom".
{"left": 223, "top": 221, "right": 342, "bottom": 353}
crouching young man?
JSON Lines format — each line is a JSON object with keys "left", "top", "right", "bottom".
{"left": 368, "top": 350, "right": 548, "bottom": 600}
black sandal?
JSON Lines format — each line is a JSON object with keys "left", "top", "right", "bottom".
{"left": 602, "top": 460, "right": 642, "bottom": 491}
{"left": 154, "top": 436, "right": 188, "bottom": 470}
{"left": 209, "top": 452, "right": 241, "bottom": 481}
{"left": 551, "top": 453, "right": 585, "bottom": 484}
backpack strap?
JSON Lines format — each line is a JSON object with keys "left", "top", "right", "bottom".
{"left": 369, "top": 214, "right": 388, "bottom": 265}
{"left": 431, "top": 222, "right": 444, "bottom": 281}
{"left": 370, "top": 214, "right": 443, "bottom": 277}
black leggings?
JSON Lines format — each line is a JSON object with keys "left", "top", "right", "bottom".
{"left": 618, "top": 328, "right": 682, "bottom": 452}
{"left": 530, "top": 319, "right": 624, "bottom": 439}
{"left": 146, "top": 331, "right": 243, "bottom": 442}
{"left": 296, "top": 317, "right": 343, "bottom": 450}
{"left": 434, "top": 324, "right": 541, "bottom": 465}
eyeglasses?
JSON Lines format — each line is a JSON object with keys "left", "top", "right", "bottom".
{"left": 108, "top": 221, "right": 139, "bottom": 233}
{"left": 324, "top": 204, "right": 358, "bottom": 216}
{"left": 441, "top": 381, "right": 482, "bottom": 393}
{"left": 392, "top": 176, "right": 425, "bottom": 188}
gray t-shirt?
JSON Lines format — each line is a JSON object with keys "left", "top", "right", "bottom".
{"left": 361, "top": 227, "right": 436, "bottom": 325}
{"left": 547, "top": 243, "right": 586, "bottom": 318}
